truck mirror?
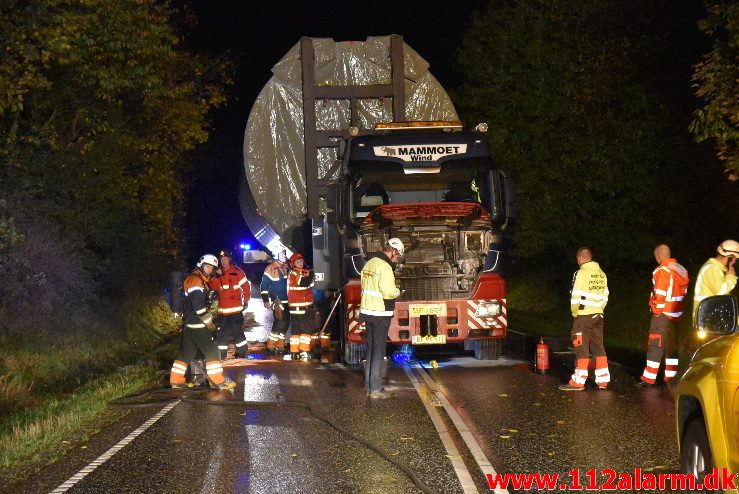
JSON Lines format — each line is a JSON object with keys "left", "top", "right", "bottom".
{"left": 696, "top": 295, "right": 738, "bottom": 335}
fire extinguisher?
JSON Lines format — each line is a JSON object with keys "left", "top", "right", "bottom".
{"left": 535, "top": 336, "right": 550, "bottom": 374}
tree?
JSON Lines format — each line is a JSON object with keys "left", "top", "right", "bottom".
{"left": 0, "top": 0, "right": 230, "bottom": 293}
{"left": 690, "top": 1, "right": 739, "bottom": 180}
{"left": 456, "top": 0, "right": 674, "bottom": 266}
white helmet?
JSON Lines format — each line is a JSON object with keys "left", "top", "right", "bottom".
{"left": 718, "top": 239, "right": 739, "bottom": 258}
{"left": 197, "top": 254, "right": 219, "bottom": 269}
{"left": 388, "top": 238, "right": 405, "bottom": 256}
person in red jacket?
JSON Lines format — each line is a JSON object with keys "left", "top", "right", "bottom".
{"left": 287, "top": 252, "right": 316, "bottom": 361}
{"left": 637, "top": 244, "right": 689, "bottom": 387}
{"left": 210, "top": 249, "right": 250, "bottom": 360}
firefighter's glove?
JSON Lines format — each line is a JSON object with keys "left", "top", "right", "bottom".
{"left": 572, "top": 332, "right": 583, "bottom": 348}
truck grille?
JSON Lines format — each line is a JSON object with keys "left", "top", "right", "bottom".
{"left": 397, "top": 263, "right": 456, "bottom": 301}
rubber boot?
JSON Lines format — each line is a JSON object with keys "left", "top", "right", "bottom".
{"left": 190, "top": 360, "right": 207, "bottom": 388}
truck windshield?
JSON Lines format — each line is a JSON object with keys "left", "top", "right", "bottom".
{"left": 348, "top": 159, "right": 497, "bottom": 222}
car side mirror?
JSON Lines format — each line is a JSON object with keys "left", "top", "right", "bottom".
{"left": 696, "top": 295, "right": 739, "bottom": 335}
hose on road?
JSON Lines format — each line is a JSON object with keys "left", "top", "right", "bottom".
{"left": 109, "top": 388, "right": 438, "bottom": 494}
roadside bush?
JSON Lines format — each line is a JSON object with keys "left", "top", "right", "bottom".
{"left": 0, "top": 205, "right": 94, "bottom": 340}
{"left": 124, "top": 296, "right": 181, "bottom": 352}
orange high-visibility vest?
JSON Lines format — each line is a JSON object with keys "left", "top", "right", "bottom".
{"left": 650, "top": 259, "right": 689, "bottom": 320}
{"left": 210, "top": 265, "right": 249, "bottom": 314}
{"left": 287, "top": 268, "right": 314, "bottom": 314}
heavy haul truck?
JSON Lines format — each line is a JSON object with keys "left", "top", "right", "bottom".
{"left": 241, "top": 35, "right": 512, "bottom": 362}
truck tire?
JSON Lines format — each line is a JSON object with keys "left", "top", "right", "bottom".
{"left": 474, "top": 339, "right": 501, "bottom": 360}
{"left": 680, "top": 417, "right": 712, "bottom": 493}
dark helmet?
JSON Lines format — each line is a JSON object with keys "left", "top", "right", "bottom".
{"left": 219, "top": 249, "right": 234, "bottom": 259}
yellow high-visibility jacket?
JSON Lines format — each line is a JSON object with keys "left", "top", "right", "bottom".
{"left": 693, "top": 258, "right": 737, "bottom": 321}
{"left": 570, "top": 261, "right": 609, "bottom": 317}
{"left": 359, "top": 253, "right": 400, "bottom": 318}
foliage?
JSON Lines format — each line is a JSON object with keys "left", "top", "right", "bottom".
{"left": 0, "top": 0, "right": 231, "bottom": 295}
{"left": 456, "top": 0, "right": 678, "bottom": 266}
{"left": 0, "top": 365, "right": 157, "bottom": 484}
{"left": 690, "top": 1, "right": 739, "bottom": 179}
{"left": 0, "top": 203, "right": 94, "bottom": 338}
{"left": 0, "top": 294, "right": 175, "bottom": 482}
{"left": 0, "top": 203, "right": 24, "bottom": 267}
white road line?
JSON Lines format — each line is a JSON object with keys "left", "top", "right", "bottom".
{"left": 49, "top": 402, "right": 178, "bottom": 494}
{"left": 413, "top": 363, "right": 509, "bottom": 494}
{"left": 402, "top": 366, "right": 479, "bottom": 494}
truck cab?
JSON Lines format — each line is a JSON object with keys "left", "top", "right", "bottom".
{"left": 337, "top": 122, "right": 511, "bottom": 363}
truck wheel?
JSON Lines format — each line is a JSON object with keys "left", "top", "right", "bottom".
{"left": 474, "top": 339, "right": 501, "bottom": 360}
{"left": 680, "top": 417, "right": 712, "bottom": 493}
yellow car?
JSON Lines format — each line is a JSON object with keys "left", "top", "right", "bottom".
{"left": 676, "top": 294, "right": 739, "bottom": 492}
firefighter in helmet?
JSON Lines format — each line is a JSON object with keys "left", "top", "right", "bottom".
{"left": 210, "top": 249, "right": 250, "bottom": 360}
{"left": 170, "top": 254, "right": 235, "bottom": 390}
{"left": 287, "top": 252, "right": 317, "bottom": 361}
{"left": 692, "top": 239, "right": 738, "bottom": 323}
{"left": 261, "top": 251, "right": 289, "bottom": 357}
{"left": 359, "top": 238, "right": 404, "bottom": 399}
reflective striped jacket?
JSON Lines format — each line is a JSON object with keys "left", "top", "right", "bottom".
{"left": 183, "top": 269, "right": 214, "bottom": 329}
{"left": 359, "top": 253, "right": 400, "bottom": 318}
{"left": 650, "top": 258, "right": 689, "bottom": 320}
{"left": 570, "top": 261, "right": 609, "bottom": 317}
{"left": 260, "top": 262, "right": 288, "bottom": 304}
{"left": 210, "top": 264, "right": 249, "bottom": 314}
{"left": 287, "top": 268, "right": 314, "bottom": 314}
{"left": 693, "top": 258, "right": 738, "bottom": 320}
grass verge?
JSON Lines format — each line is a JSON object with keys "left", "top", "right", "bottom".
{"left": 0, "top": 296, "right": 178, "bottom": 485}
{"left": 0, "top": 364, "right": 160, "bottom": 485}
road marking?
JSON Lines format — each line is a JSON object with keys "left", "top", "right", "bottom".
{"left": 402, "top": 366, "right": 479, "bottom": 494}
{"left": 49, "top": 402, "right": 178, "bottom": 494}
{"left": 413, "top": 363, "right": 509, "bottom": 494}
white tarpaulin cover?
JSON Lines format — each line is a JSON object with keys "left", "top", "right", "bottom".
{"left": 243, "top": 36, "right": 458, "bottom": 241}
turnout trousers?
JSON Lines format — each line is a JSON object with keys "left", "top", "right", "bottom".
{"left": 170, "top": 327, "right": 226, "bottom": 386}
{"left": 216, "top": 312, "right": 247, "bottom": 359}
{"left": 363, "top": 316, "right": 391, "bottom": 392}
{"left": 288, "top": 309, "right": 316, "bottom": 353}
{"left": 568, "top": 314, "right": 610, "bottom": 389}
{"left": 267, "top": 310, "right": 289, "bottom": 351}
{"left": 640, "top": 314, "right": 679, "bottom": 384}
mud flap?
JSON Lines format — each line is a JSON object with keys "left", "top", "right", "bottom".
{"left": 474, "top": 339, "right": 501, "bottom": 360}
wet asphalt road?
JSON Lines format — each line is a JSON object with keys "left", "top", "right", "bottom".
{"left": 11, "top": 290, "right": 682, "bottom": 494}
{"left": 11, "top": 350, "right": 681, "bottom": 494}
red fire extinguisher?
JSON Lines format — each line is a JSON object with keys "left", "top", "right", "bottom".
{"left": 536, "top": 336, "right": 550, "bottom": 374}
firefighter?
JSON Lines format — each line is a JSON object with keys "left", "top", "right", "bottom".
{"left": 286, "top": 252, "right": 316, "bottom": 361}
{"left": 210, "top": 249, "right": 250, "bottom": 360}
{"left": 559, "top": 247, "right": 610, "bottom": 391}
{"left": 692, "top": 239, "right": 738, "bottom": 322}
{"left": 359, "top": 238, "right": 404, "bottom": 399}
{"left": 261, "top": 251, "right": 289, "bottom": 358}
{"left": 170, "top": 254, "right": 235, "bottom": 390}
{"left": 637, "top": 244, "right": 689, "bottom": 387}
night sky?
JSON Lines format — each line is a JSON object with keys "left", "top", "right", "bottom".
{"left": 180, "top": 0, "right": 489, "bottom": 263}
{"left": 179, "top": 0, "right": 707, "bottom": 265}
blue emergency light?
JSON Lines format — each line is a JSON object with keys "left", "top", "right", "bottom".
{"left": 240, "top": 243, "right": 252, "bottom": 250}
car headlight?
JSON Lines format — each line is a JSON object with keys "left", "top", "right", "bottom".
{"left": 475, "top": 302, "right": 501, "bottom": 318}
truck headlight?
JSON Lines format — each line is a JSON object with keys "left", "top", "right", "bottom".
{"left": 475, "top": 302, "right": 501, "bottom": 318}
